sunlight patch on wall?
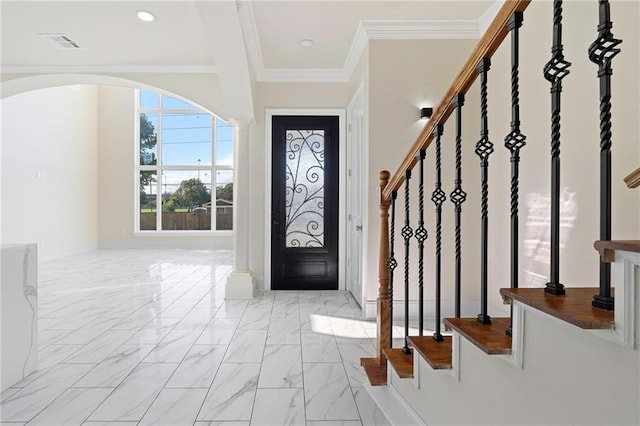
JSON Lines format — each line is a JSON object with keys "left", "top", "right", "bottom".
{"left": 522, "top": 187, "right": 577, "bottom": 287}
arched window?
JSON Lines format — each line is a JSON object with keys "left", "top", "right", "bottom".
{"left": 136, "top": 90, "right": 234, "bottom": 232}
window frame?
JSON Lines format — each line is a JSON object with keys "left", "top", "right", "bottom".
{"left": 134, "top": 90, "right": 234, "bottom": 235}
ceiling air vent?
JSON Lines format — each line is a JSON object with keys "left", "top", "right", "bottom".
{"left": 38, "top": 33, "right": 81, "bottom": 49}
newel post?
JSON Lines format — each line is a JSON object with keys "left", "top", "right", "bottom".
{"left": 376, "top": 170, "right": 391, "bottom": 363}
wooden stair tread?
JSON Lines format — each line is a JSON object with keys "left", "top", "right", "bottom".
{"left": 382, "top": 347, "right": 413, "bottom": 378}
{"left": 407, "top": 335, "right": 452, "bottom": 369}
{"left": 443, "top": 317, "right": 512, "bottom": 355}
{"left": 500, "top": 287, "right": 614, "bottom": 329}
{"left": 360, "top": 357, "right": 387, "bottom": 386}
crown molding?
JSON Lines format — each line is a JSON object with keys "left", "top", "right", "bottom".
{"left": 361, "top": 19, "right": 480, "bottom": 40}
{"left": 341, "top": 19, "right": 481, "bottom": 82}
{"left": 0, "top": 65, "right": 218, "bottom": 74}
{"left": 258, "top": 68, "right": 349, "bottom": 83}
{"left": 341, "top": 22, "right": 371, "bottom": 84}
{"left": 236, "top": 1, "right": 267, "bottom": 81}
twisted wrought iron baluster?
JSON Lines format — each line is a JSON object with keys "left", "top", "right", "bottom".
{"left": 589, "top": 0, "right": 621, "bottom": 311}
{"left": 388, "top": 191, "right": 398, "bottom": 347}
{"left": 475, "top": 57, "right": 494, "bottom": 325}
{"left": 415, "top": 150, "right": 428, "bottom": 336}
{"left": 543, "top": 0, "right": 571, "bottom": 296}
{"left": 450, "top": 94, "right": 467, "bottom": 317}
{"left": 402, "top": 170, "right": 413, "bottom": 355}
{"left": 504, "top": 11, "right": 527, "bottom": 337}
{"left": 431, "top": 125, "right": 445, "bottom": 341}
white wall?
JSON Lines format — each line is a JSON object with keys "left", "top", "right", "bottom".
{"left": 1, "top": 85, "right": 99, "bottom": 261}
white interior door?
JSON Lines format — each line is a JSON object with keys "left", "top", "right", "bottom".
{"left": 346, "top": 109, "right": 364, "bottom": 308}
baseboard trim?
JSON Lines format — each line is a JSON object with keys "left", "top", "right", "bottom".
{"left": 98, "top": 238, "right": 232, "bottom": 250}
{"left": 364, "top": 382, "right": 427, "bottom": 426}
{"left": 225, "top": 272, "right": 256, "bottom": 299}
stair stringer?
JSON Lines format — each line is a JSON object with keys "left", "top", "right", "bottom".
{"left": 587, "top": 249, "right": 638, "bottom": 347}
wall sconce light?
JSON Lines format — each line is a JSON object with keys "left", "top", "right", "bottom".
{"left": 420, "top": 107, "right": 433, "bottom": 120}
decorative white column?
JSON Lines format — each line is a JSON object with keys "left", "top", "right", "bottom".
{"left": 225, "top": 119, "right": 256, "bottom": 298}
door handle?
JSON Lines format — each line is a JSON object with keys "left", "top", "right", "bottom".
{"left": 355, "top": 225, "right": 362, "bottom": 231}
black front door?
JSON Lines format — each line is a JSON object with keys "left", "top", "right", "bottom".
{"left": 271, "top": 115, "right": 339, "bottom": 290}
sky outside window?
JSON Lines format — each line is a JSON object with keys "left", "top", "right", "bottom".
{"left": 140, "top": 91, "right": 157, "bottom": 109}
{"left": 162, "top": 113, "right": 212, "bottom": 166}
{"left": 139, "top": 90, "right": 234, "bottom": 186}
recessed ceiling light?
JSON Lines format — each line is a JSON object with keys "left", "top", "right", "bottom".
{"left": 299, "top": 39, "right": 314, "bottom": 48}
{"left": 137, "top": 10, "right": 155, "bottom": 22}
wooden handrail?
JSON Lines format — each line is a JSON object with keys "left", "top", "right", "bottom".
{"left": 383, "top": 0, "right": 531, "bottom": 200}
{"left": 624, "top": 166, "right": 640, "bottom": 188}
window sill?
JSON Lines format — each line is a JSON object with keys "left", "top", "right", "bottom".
{"left": 133, "top": 231, "right": 233, "bottom": 237}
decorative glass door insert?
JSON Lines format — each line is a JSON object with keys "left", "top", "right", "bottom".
{"left": 285, "top": 130, "right": 325, "bottom": 248}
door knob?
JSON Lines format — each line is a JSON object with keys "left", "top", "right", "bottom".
{"left": 355, "top": 225, "right": 362, "bottom": 231}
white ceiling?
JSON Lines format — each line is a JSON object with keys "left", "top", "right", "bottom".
{"left": 1, "top": 0, "right": 497, "bottom": 82}
{"left": 251, "top": 1, "right": 492, "bottom": 70}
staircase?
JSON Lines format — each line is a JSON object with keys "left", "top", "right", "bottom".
{"left": 360, "top": 1, "right": 640, "bottom": 424}
{"left": 380, "top": 241, "right": 639, "bottom": 424}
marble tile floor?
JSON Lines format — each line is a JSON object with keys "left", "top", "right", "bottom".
{"left": 0, "top": 249, "right": 390, "bottom": 426}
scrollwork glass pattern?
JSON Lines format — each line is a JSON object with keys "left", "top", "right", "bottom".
{"left": 285, "top": 130, "right": 325, "bottom": 248}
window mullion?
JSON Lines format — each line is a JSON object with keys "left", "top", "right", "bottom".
{"left": 156, "top": 93, "right": 163, "bottom": 231}
{"left": 135, "top": 90, "right": 141, "bottom": 232}
{"left": 214, "top": 116, "right": 218, "bottom": 230}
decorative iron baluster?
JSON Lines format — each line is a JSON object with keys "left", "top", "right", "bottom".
{"left": 450, "top": 94, "right": 467, "bottom": 317}
{"left": 415, "top": 150, "right": 428, "bottom": 336}
{"left": 402, "top": 170, "right": 414, "bottom": 355}
{"left": 431, "top": 125, "right": 446, "bottom": 342}
{"left": 589, "top": 0, "right": 621, "bottom": 311}
{"left": 475, "top": 57, "right": 493, "bottom": 325}
{"left": 388, "top": 191, "right": 398, "bottom": 347}
{"left": 505, "top": 11, "right": 526, "bottom": 337}
{"left": 543, "top": 0, "right": 571, "bottom": 296}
